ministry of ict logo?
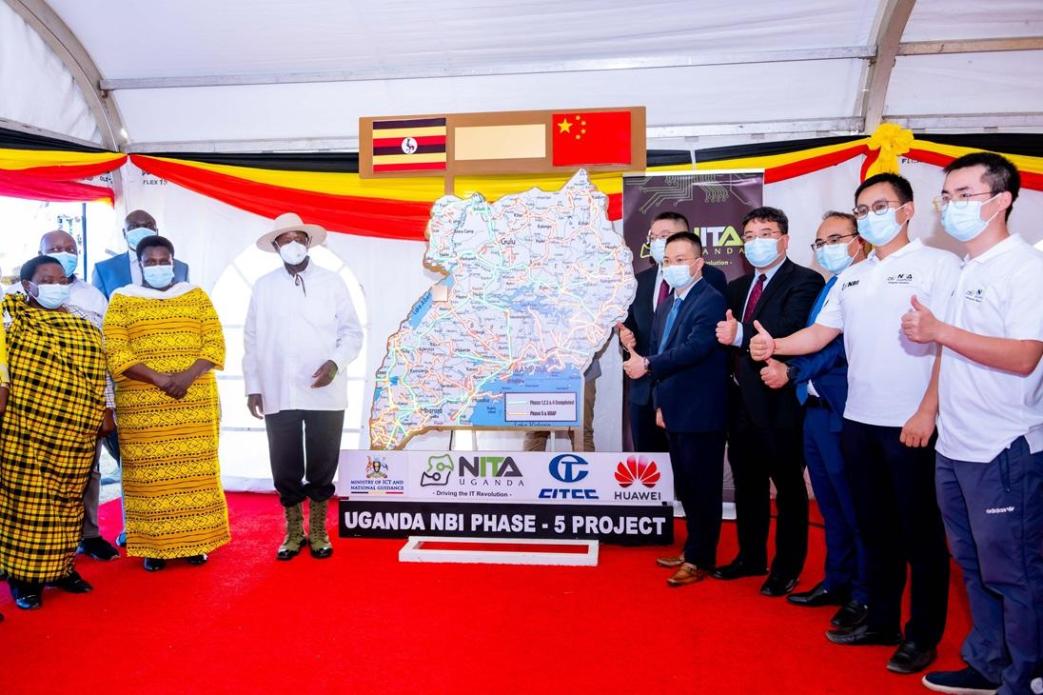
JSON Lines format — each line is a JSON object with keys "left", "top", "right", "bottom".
{"left": 614, "top": 456, "right": 661, "bottom": 489}
{"left": 365, "top": 456, "right": 389, "bottom": 479}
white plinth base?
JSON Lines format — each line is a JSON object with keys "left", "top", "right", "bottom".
{"left": 398, "top": 536, "right": 599, "bottom": 566}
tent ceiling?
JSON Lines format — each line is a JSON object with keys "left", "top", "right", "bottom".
{"left": 8, "top": 0, "right": 1043, "bottom": 150}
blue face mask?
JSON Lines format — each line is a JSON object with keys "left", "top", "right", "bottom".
{"left": 33, "top": 282, "right": 71, "bottom": 309}
{"left": 662, "top": 263, "right": 693, "bottom": 289}
{"left": 744, "top": 237, "right": 780, "bottom": 268}
{"left": 126, "top": 226, "right": 157, "bottom": 251}
{"left": 142, "top": 264, "right": 175, "bottom": 288}
{"left": 856, "top": 206, "right": 904, "bottom": 247}
{"left": 815, "top": 240, "right": 855, "bottom": 275}
{"left": 47, "top": 251, "right": 78, "bottom": 277}
{"left": 941, "top": 195, "right": 1000, "bottom": 242}
{"left": 649, "top": 238, "right": 667, "bottom": 264}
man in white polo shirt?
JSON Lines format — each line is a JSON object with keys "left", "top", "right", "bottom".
{"left": 749, "top": 173, "right": 961, "bottom": 676}
{"left": 900, "top": 153, "right": 1043, "bottom": 695}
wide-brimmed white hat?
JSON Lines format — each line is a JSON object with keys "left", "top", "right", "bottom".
{"left": 256, "top": 212, "right": 327, "bottom": 251}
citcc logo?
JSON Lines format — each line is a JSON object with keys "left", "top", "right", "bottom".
{"left": 614, "top": 456, "right": 660, "bottom": 489}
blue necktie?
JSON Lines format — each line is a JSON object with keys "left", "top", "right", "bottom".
{"left": 796, "top": 275, "right": 838, "bottom": 404}
{"left": 658, "top": 295, "right": 684, "bottom": 354}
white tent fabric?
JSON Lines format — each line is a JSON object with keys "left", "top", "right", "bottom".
{"left": 0, "top": 2, "right": 100, "bottom": 143}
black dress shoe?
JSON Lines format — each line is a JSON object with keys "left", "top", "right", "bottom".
{"left": 712, "top": 559, "right": 769, "bottom": 581}
{"left": 143, "top": 558, "right": 167, "bottom": 572}
{"left": 78, "top": 536, "right": 120, "bottom": 561}
{"left": 47, "top": 570, "right": 92, "bottom": 593}
{"left": 831, "top": 600, "right": 869, "bottom": 629}
{"left": 185, "top": 554, "right": 208, "bottom": 566}
{"left": 887, "top": 641, "right": 937, "bottom": 674}
{"left": 826, "top": 624, "right": 902, "bottom": 646}
{"left": 760, "top": 574, "right": 799, "bottom": 597}
{"left": 9, "top": 580, "right": 43, "bottom": 610}
{"left": 787, "top": 581, "right": 848, "bottom": 607}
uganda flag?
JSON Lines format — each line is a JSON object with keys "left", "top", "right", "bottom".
{"left": 371, "top": 117, "right": 447, "bottom": 173}
{"left": 552, "top": 111, "right": 632, "bottom": 167}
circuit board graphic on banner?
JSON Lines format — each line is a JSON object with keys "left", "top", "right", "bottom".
{"left": 369, "top": 170, "right": 637, "bottom": 449}
{"left": 338, "top": 450, "right": 674, "bottom": 505}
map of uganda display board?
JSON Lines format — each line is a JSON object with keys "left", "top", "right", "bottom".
{"left": 369, "top": 170, "right": 637, "bottom": 450}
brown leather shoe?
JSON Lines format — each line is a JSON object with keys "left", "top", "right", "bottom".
{"left": 666, "top": 563, "right": 709, "bottom": 587}
{"left": 656, "top": 554, "right": 685, "bottom": 568}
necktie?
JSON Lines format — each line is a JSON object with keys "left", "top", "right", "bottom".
{"left": 742, "top": 273, "right": 767, "bottom": 323}
{"left": 658, "top": 295, "right": 684, "bottom": 354}
{"left": 656, "top": 278, "right": 669, "bottom": 309}
{"left": 796, "top": 275, "right": 838, "bottom": 405}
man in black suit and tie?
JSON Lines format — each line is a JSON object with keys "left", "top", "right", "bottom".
{"left": 622, "top": 211, "right": 727, "bottom": 453}
{"left": 713, "top": 206, "right": 824, "bottom": 597}
{"left": 623, "top": 231, "right": 729, "bottom": 587}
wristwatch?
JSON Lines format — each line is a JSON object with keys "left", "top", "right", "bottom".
{"left": 786, "top": 364, "right": 798, "bottom": 383}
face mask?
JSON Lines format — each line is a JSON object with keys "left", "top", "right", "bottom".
{"left": 744, "top": 237, "right": 780, "bottom": 268}
{"left": 856, "top": 206, "right": 904, "bottom": 247}
{"left": 278, "top": 241, "right": 309, "bottom": 265}
{"left": 34, "top": 282, "right": 71, "bottom": 309}
{"left": 815, "top": 240, "right": 855, "bottom": 275}
{"left": 941, "top": 195, "right": 1000, "bottom": 242}
{"left": 126, "top": 226, "right": 157, "bottom": 251}
{"left": 649, "top": 238, "right": 667, "bottom": 264}
{"left": 47, "top": 251, "right": 78, "bottom": 277}
{"left": 662, "top": 263, "right": 693, "bottom": 289}
{"left": 143, "top": 264, "right": 175, "bottom": 288}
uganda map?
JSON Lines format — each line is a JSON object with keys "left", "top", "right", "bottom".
{"left": 369, "top": 170, "right": 637, "bottom": 449}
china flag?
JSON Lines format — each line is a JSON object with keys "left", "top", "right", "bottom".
{"left": 551, "top": 111, "right": 632, "bottom": 166}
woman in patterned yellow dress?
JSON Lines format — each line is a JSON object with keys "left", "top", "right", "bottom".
{"left": 103, "top": 236, "right": 230, "bottom": 571}
{"left": 1, "top": 256, "right": 113, "bottom": 610}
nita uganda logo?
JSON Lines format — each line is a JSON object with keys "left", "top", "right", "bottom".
{"left": 614, "top": 456, "right": 661, "bottom": 489}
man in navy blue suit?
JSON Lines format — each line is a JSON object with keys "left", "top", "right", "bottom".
{"left": 92, "top": 209, "right": 189, "bottom": 299}
{"left": 623, "top": 231, "right": 728, "bottom": 587}
{"left": 622, "top": 212, "right": 727, "bottom": 453}
{"left": 759, "top": 211, "right": 870, "bottom": 630}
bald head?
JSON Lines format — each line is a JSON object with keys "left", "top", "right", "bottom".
{"left": 124, "top": 209, "right": 157, "bottom": 232}
{"left": 40, "top": 229, "right": 77, "bottom": 255}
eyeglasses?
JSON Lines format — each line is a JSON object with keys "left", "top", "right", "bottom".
{"left": 852, "top": 200, "right": 904, "bottom": 220}
{"left": 741, "top": 230, "right": 782, "bottom": 242}
{"left": 810, "top": 233, "right": 858, "bottom": 251}
{"left": 932, "top": 191, "right": 995, "bottom": 212}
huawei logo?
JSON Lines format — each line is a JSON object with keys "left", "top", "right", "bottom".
{"left": 614, "top": 456, "right": 661, "bottom": 489}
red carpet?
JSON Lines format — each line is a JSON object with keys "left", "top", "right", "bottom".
{"left": 0, "top": 493, "right": 971, "bottom": 694}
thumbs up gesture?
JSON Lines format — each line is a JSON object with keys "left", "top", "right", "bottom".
{"left": 716, "top": 309, "right": 739, "bottom": 346}
{"left": 901, "top": 295, "right": 941, "bottom": 344}
{"left": 749, "top": 320, "right": 776, "bottom": 361}
{"left": 759, "top": 357, "right": 789, "bottom": 389}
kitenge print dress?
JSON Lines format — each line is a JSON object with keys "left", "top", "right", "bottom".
{"left": 0, "top": 293, "right": 106, "bottom": 583}
{"left": 103, "top": 283, "right": 230, "bottom": 559}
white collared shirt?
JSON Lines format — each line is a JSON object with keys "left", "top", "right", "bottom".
{"left": 731, "top": 258, "right": 785, "bottom": 347}
{"left": 243, "top": 261, "right": 363, "bottom": 415}
{"left": 816, "top": 239, "right": 961, "bottom": 427}
{"left": 937, "top": 234, "right": 1043, "bottom": 462}
{"left": 68, "top": 277, "right": 108, "bottom": 323}
{"left": 127, "top": 250, "right": 143, "bottom": 286}
{"left": 652, "top": 266, "right": 666, "bottom": 312}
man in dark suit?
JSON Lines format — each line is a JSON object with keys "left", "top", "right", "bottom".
{"left": 92, "top": 209, "right": 189, "bottom": 299}
{"left": 623, "top": 231, "right": 728, "bottom": 587}
{"left": 622, "top": 211, "right": 726, "bottom": 453}
{"left": 713, "top": 206, "right": 824, "bottom": 597}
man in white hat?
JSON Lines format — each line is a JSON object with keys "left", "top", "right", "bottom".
{"left": 243, "top": 213, "right": 363, "bottom": 560}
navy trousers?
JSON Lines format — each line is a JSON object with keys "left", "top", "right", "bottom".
{"left": 841, "top": 419, "right": 950, "bottom": 646}
{"left": 667, "top": 430, "right": 727, "bottom": 569}
{"left": 629, "top": 398, "right": 669, "bottom": 453}
{"left": 803, "top": 403, "right": 868, "bottom": 604}
{"left": 936, "top": 437, "right": 1043, "bottom": 695}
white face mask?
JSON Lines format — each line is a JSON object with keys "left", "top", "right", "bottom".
{"left": 649, "top": 238, "right": 667, "bottom": 264}
{"left": 941, "top": 195, "right": 1001, "bottom": 242}
{"left": 278, "top": 241, "right": 308, "bottom": 265}
{"left": 856, "top": 206, "right": 904, "bottom": 247}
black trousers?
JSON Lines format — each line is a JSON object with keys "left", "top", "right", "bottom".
{"left": 841, "top": 418, "right": 949, "bottom": 646}
{"left": 264, "top": 409, "right": 345, "bottom": 507}
{"left": 629, "top": 398, "right": 669, "bottom": 453}
{"left": 727, "top": 397, "right": 809, "bottom": 579}
{"left": 668, "top": 430, "right": 727, "bottom": 569}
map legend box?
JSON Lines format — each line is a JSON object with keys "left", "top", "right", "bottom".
{"left": 505, "top": 392, "right": 578, "bottom": 423}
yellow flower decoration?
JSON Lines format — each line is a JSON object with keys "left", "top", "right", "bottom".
{"left": 865, "top": 123, "right": 915, "bottom": 178}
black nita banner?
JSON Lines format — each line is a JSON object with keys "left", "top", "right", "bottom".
{"left": 340, "top": 500, "right": 673, "bottom": 545}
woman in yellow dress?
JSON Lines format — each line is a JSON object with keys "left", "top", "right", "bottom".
{"left": 103, "top": 236, "right": 230, "bottom": 571}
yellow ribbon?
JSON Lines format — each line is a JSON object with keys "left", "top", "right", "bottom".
{"left": 865, "top": 123, "right": 914, "bottom": 178}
